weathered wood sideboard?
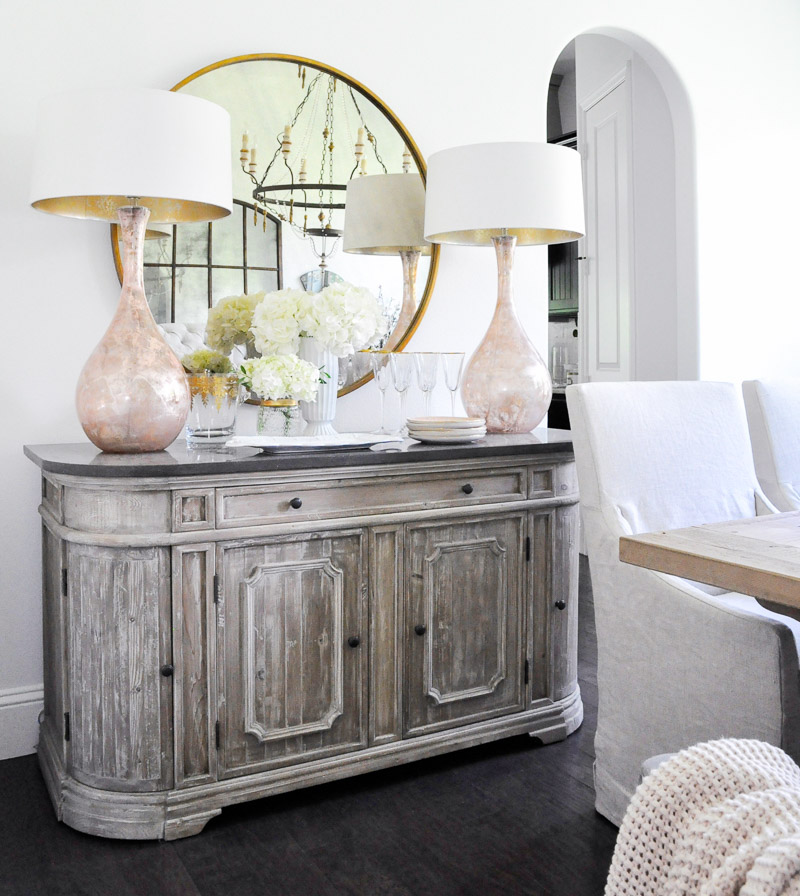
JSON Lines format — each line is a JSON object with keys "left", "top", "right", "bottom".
{"left": 25, "top": 434, "right": 582, "bottom": 840}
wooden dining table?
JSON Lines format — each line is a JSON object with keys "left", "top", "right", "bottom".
{"left": 619, "top": 511, "right": 800, "bottom": 611}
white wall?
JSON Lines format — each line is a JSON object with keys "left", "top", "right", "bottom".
{"left": 1, "top": 0, "right": 799, "bottom": 758}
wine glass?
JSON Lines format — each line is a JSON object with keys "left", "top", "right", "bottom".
{"left": 368, "top": 351, "right": 393, "bottom": 434}
{"left": 389, "top": 353, "right": 414, "bottom": 435}
{"left": 414, "top": 353, "right": 439, "bottom": 417}
{"left": 441, "top": 353, "right": 465, "bottom": 416}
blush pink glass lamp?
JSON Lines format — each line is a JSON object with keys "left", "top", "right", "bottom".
{"left": 424, "top": 142, "right": 584, "bottom": 432}
{"left": 343, "top": 172, "right": 430, "bottom": 350}
{"left": 29, "top": 88, "right": 232, "bottom": 452}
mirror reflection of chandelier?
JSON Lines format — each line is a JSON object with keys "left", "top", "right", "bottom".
{"left": 240, "top": 65, "right": 402, "bottom": 270}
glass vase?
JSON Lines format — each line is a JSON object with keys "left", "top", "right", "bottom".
{"left": 256, "top": 400, "right": 304, "bottom": 436}
{"left": 185, "top": 372, "right": 241, "bottom": 447}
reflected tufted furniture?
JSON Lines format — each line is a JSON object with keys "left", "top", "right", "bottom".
{"left": 158, "top": 322, "right": 209, "bottom": 362}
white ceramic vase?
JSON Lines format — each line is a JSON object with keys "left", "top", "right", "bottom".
{"left": 298, "top": 337, "right": 339, "bottom": 436}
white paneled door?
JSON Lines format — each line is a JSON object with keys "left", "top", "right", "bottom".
{"left": 580, "top": 69, "right": 634, "bottom": 383}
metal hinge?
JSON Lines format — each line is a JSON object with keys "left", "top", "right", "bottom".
{"left": 525, "top": 537, "right": 531, "bottom": 563}
{"left": 213, "top": 574, "right": 220, "bottom": 604}
{"left": 64, "top": 712, "right": 70, "bottom": 742}
{"left": 61, "top": 568, "right": 68, "bottom": 596}
{"left": 215, "top": 720, "right": 220, "bottom": 750}
{"left": 524, "top": 659, "right": 530, "bottom": 685}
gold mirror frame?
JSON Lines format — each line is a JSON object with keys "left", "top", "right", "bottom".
{"left": 111, "top": 53, "right": 439, "bottom": 397}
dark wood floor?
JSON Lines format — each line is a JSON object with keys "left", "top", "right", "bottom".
{"left": 0, "top": 557, "right": 617, "bottom": 896}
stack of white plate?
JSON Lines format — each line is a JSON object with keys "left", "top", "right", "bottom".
{"left": 406, "top": 416, "right": 487, "bottom": 444}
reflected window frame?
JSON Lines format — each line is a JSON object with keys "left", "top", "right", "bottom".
{"left": 112, "top": 198, "right": 282, "bottom": 324}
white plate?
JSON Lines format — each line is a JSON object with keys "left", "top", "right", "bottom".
{"left": 406, "top": 416, "right": 485, "bottom": 430}
{"left": 408, "top": 430, "right": 487, "bottom": 441}
{"left": 408, "top": 426, "right": 486, "bottom": 435}
{"left": 409, "top": 432, "right": 487, "bottom": 444}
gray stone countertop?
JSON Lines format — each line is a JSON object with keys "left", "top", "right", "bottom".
{"left": 24, "top": 431, "right": 574, "bottom": 479}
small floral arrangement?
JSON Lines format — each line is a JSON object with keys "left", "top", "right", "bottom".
{"left": 180, "top": 348, "right": 234, "bottom": 375}
{"left": 205, "top": 292, "right": 264, "bottom": 354}
{"left": 249, "top": 282, "right": 386, "bottom": 358}
{"left": 239, "top": 354, "right": 323, "bottom": 403}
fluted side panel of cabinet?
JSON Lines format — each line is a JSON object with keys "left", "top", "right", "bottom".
{"left": 41, "top": 526, "right": 65, "bottom": 765}
{"left": 528, "top": 503, "right": 580, "bottom": 712}
{"left": 549, "top": 503, "right": 580, "bottom": 703}
{"left": 173, "top": 544, "right": 216, "bottom": 787}
{"left": 66, "top": 544, "right": 172, "bottom": 792}
{"left": 368, "top": 526, "right": 404, "bottom": 745}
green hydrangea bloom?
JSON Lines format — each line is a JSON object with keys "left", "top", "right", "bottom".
{"left": 181, "top": 348, "right": 234, "bottom": 374}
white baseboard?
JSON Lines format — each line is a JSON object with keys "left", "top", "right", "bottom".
{"left": 0, "top": 685, "right": 43, "bottom": 760}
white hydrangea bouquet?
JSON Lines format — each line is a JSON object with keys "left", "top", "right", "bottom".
{"left": 238, "top": 355, "right": 322, "bottom": 403}
{"left": 239, "top": 353, "right": 325, "bottom": 436}
{"left": 250, "top": 283, "right": 386, "bottom": 357}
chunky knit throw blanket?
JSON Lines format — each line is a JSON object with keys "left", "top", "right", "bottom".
{"left": 605, "top": 740, "right": 800, "bottom": 896}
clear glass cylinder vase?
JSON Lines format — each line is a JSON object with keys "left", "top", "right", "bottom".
{"left": 185, "top": 372, "right": 241, "bottom": 446}
{"left": 256, "top": 400, "right": 304, "bottom": 436}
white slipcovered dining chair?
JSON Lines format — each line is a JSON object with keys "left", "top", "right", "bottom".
{"left": 566, "top": 381, "right": 800, "bottom": 826}
{"left": 742, "top": 379, "right": 800, "bottom": 512}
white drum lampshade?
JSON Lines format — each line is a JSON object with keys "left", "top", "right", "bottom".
{"left": 424, "top": 142, "right": 584, "bottom": 432}
{"left": 30, "top": 88, "right": 233, "bottom": 453}
{"left": 344, "top": 173, "right": 430, "bottom": 256}
{"left": 344, "top": 173, "right": 430, "bottom": 351}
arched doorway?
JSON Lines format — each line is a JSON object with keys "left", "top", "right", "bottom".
{"left": 546, "top": 29, "right": 697, "bottom": 410}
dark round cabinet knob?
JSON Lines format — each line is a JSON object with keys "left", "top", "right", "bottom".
{"left": 160, "top": 664, "right": 174, "bottom": 678}
{"left": 461, "top": 483, "right": 474, "bottom": 495}
{"left": 288, "top": 497, "right": 303, "bottom": 510}
{"left": 555, "top": 600, "right": 566, "bottom": 611}
{"left": 347, "top": 636, "right": 360, "bottom": 648}
{"left": 414, "top": 624, "right": 427, "bottom": 636}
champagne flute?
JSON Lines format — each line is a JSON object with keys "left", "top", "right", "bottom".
{"left": 389, "top": 353, "right": 414, "bottom": 436}
{"left": 414, "top": 352, "right": 439, "bottom": 418}
{"left": 441, "top": 352, "right": 465, "bottom": 416}
{"left": 368, "top": 351, "right": 393, "bottom": 434}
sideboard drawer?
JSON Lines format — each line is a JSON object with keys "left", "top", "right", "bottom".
{"left": 216, "top": 467, "right": 527, "bottom": 527}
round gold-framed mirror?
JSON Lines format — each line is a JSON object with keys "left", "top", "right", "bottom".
{"left": 111, "top": 53, "right": 438, "bottom": 396}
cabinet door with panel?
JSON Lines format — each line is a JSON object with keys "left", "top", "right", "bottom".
{"left": 65, "top": 543, "right": 173, "bottom": 792}
{"left": 216, "top": 529, "right": 368, "bottom": 778}
{"left": 404, "top": 514, "right": 526, "bottom": 736}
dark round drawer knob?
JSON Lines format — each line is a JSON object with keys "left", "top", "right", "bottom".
{"left": 461, "top": 483, "right": 474, "bottom": 495}
{"left": 160, "top": 664, "right": 174, "bottom": 677}
{"left": 288, "top": 497, "right": 303, "bottom": 510}
{"left": 414, "top": 624, "right": 427, "bottom": 636}
{"left": 555, "top": 600, "right": 566, "bottom": 611}
{"left": 347, "top": 636, "right": 360, "bottom": 648}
